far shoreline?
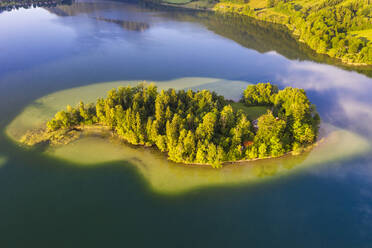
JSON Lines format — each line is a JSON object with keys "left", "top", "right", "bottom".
{"left": 142, "top": 0, "right": 372, "bottom": 68}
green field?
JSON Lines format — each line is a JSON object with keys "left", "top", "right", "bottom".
{"left": 230, "top": 102, "right": 269, "bottom": 121}
{"left": 162, "top": 0, "right": 193, "bottom": 4}
{"left": 351, "top": 29, "right": 372, "bottom": 42}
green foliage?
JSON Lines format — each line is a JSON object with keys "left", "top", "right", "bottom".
{"left": 162, "top": 0, "right": 193, "bottom": 4}
{"left": 46, "top": 82, "right": 319, "bottom": 167}
{"left": 215, "top": 0, "right": 372, "bottom": 65}
{"left": 296, "top": 1, "right": 372, "bottom": 64}
{"left": 243, "top": 83, "right": 278, "bottom": 106}
{"left": 230, "top": 103, "right": 269, "bottom": 121}
{"left": 243, "top": 83, "right": 320, "bottom": 156}
{"left": 0, "top": 0, "right": 73, "bottom": 10}
{"left": 267, "top": 0, "right": 274, "bottom": 8}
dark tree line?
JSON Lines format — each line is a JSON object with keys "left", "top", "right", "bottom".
{"left": 0, "top": 0, "right": 74, "bottom": 13}
{"left": 215, "top": 0, "right": 372, "bottom": 65}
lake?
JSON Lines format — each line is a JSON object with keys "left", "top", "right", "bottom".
{"left": 1, "top": 0, "right": 372, "bottom": 247}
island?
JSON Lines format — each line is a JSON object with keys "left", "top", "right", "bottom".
{"left": 21, "top": 82, "right": 320, "bottom": 167}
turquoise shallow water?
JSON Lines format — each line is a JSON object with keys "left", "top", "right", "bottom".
{"left": 1, "top": 1, "right": 372, "bottom": 247}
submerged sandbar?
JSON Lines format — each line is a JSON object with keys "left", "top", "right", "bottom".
{"left": 6, "top": 77, "right": 371, "bottom": 194}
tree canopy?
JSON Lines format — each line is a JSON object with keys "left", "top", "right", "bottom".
{"left": 45, "top": 82, "right": 320, "bottom": 167}
{"left": 214, "top": 0, "right": 372, "bottom": 65}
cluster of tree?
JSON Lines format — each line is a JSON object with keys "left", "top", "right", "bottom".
{"left": 243, "top": 83, "right": 278, "bottom": 105}
{"left": 281, "top": 0, "right": 372, "bottom": 64}
{"left": 243, "top": 83, "right": 320, "bottom": 159}
{"left": 46, "top": 83, "right": 319, "bottom": 167}
{"left": 267, "top": 0, "right": 291, "bottom": 8}
{"left": 0, "top": 0, "right": 73, "bottom": 12}
{"left": 214, "top": 0, "right": 372, "bottom": 65}
{"left": 163, "top": 10, "right": 372, "bottom": 77}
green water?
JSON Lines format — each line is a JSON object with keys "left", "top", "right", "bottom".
{"left": 6, "top": 78, "right": 371, "bottom": 194}
{"left": 1, "top": 1, "right": 372, "bottom": 247}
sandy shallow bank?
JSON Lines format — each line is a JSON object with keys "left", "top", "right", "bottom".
{"left": 5, "top": 78, "right": 371, "bottom": 194}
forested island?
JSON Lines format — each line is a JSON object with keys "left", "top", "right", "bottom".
{"left": 22, "top": 83, "right": 320, "bottom": 167}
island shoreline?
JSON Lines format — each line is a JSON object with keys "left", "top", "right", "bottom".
{"left": 19, "top": 122, "right": 323, "bottom": 168}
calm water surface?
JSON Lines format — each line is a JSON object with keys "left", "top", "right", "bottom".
{"left": 1, "top": 1, "right": 372, "bottom": 247}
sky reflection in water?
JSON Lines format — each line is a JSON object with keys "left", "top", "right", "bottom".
{"left": 1, "top": 1, "right": 372, "bottom": 185}
{"left": 1, "top": 0, "right": 372, "bottom": 187}
{"left": 1, "top": 1, "right": 372, "bottom": 247}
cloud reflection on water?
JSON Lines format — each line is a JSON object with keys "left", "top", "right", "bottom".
{"left": 279, "top": 62, "right": 372, "bottom": 231}
{"left": 277, "top": 61, "right": 372, "bottom": 137}
{"left": 339, "top": 98, "right": 372, "bottom": 135}
{"left": 278, "top": 61, "right": 372, "bottom": 93}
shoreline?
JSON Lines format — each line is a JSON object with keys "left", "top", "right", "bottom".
{"left": 20, "top": 123, "right": 320, "bottom": 168}
{"left": 145, "top": 0, "right": 372, "bottom": 68}
{"left": 14, "top": 82, "right": 321, "bottom": 169}
{"left": 212, "top": 3, "right": 372, "bottom": 67}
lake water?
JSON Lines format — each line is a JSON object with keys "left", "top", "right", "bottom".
{"left": 1, "top": 0, "right": 372, "bottom": 247}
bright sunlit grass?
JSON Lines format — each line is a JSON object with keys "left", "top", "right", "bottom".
{"left": 351, "top": 29, "right": 372, "bottom": 42}
{"left": 230, "top": 102, "right": 269, "bottom": 121}
{"left": 162, "top": 0, "right": 192, "bottom": 4}
{"left": 247, "top": 0, "right": 268, "bottom": 9}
